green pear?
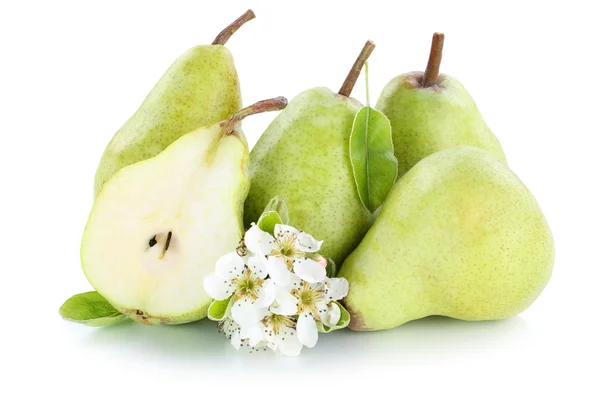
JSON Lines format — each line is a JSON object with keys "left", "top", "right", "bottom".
{"left": 376, "top": 33, "right": 506, "bottom": 179}
{"left": 244, "top": 41, "right": 376, "bottom": 266}
{"left": 339, "top": 146, "right": 553, "bottom": 331}
{"left": 93, "top": 10, "right": 256, "bottom": 196}
{"left": 81, "top": 97, "right": 287, "bottom": 325}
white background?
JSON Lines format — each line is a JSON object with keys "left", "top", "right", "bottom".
{"left": 1, "top": 0, "right": 598, "bottom": 398}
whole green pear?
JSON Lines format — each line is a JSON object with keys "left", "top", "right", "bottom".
{"left": 339, "top": 146, "right": 554, "bottom": 330}
{"left": 93, "top": 10, "right": 256, "bottom": 196}
{"left": 376, "top": 33, "right": 506, "bottom": 179}
{"left": 244, "top": 41, "right": 376, "bottom": 266}
{"left": 81, "top": 97, "right": 287, "bottom": 325}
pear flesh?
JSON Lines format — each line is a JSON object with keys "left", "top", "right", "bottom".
{"left": 94, "top": 45, "right": 241, "bottom": 196}
{"left": 339, "top": 146, "right": 554, "bottom": 330}
{"left": 82, "top": 123, "right": 249, "bottom": 324}
{"left": 244, "top": 87, "right": 373, "bottom": 266}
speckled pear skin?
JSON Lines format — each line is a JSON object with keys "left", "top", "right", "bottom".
{"left": 339, "top": 146, "right": 554, "bottom": 331}
{"left": 244, "top": 87, "right": 374, "bottom": 266}
{"left": 375, "top": 72, "right": 506, "bottom": 179}
{"left": 94, "top": 45, "right": 241, "bottom": 196}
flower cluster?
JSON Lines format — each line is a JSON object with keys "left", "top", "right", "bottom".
{"left": 203, "top": 223, "right": 349, "bottom": 356}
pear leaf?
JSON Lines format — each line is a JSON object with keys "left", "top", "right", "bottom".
{"left": 257, "top": 211, "right": 283, "bottom": 235}
{"left": 59, "top": 291, "right": 126, "bottom": 327}
{"left": 261, "top": 196, "right": 290, "bottom": 225}
{"left": 349, "top": 106, "right": 397, "bottom": 213}
{"left": 207, "top": 297, "right": 233, "bottom": 321}
{"left": 325, "top": 257, "right": 337, "bottom": 278}
{"left": 316, "top": 301, "right": 351, "bottom": 333}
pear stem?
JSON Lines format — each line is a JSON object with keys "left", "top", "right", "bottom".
{"left": 422, "top": 32, "right": 445, "bottom": 87}
{"left": 338, "top": 40, "right": 376, "bottom": 97}
{"left": 220, "top": 97, "right": 288, "bottom": 135}
{"left": 212, "top": 9, "right": 256, "bottom": 45}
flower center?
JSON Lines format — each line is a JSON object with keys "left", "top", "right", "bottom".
{"left": 232, "top": 268, "right": 263, "bottom": 301}
{"left": 271, "top": 233, "right": 303, "bottom": 268}
{"left": 292, "top": 281, "right": 324, "bottom": 320}
{"left": 263, "top": 314, "right": 295, "bottom": 335}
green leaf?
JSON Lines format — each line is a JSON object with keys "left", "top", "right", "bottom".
{"left": 325, "top": 257, "right": 337, "bottom": 278}
{"left": 59, "top": 291, "right": 126, "bottom": 327}
{"left": 261, "top": 196, "right": 290, "bottom": 225}
{"left": 207, "top": 297, "right": 233, "bottom": 321}
{"left": 349, "top": 106, "right": 397, "bottom": 213}
{"left": 257, "top": 211, "right": 282, "bottom": 235}
{"left": 316, "top": 301, "right": 351, "bottom": 333}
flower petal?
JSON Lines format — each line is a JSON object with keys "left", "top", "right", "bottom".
{"left": 241, "top": 323, "right": 265, "bottom": 347}
{"left": 244, "top": 224, "right": 274, "bottom": 255}
{"left": 256, "top": 279, "right": 276, "bottom": 309}
{"left": 267, "top": 256, "right": 291, "bottom": 286}
{"left": 326, "top": 277, "right": 349, "bottom": 300}
{"left": 274, "top": 224, "right": 299, "bottom": 239}
{"left": 295, "top": 231, "right": 323, "bottom": 253}
{"left": 230, "top": 330, "right": 242, "bottom": 350}
{"left": 247, "top": 254, "right": 268, "bottom": 279}
{"left": 296, "top": 313, "right": 318, "bottom": 348}
{"left": 276, "top": 326, "right": 303, "bottom": 356}
{"left": 326, "top": 302, "right": 341, "bottom": 327}
{"left": 231, "top": 299, "right": 268, "bottom": 327}
{"left": 270, "top": 286, "right": 299, "bottom": 316}
{"left": 203, "top": 273, "right": 231, "bottom": 301}
{"left": 215, "top": 252, "right": 245, "bottom": 279}
{"left": 293, "top": 257, "right": 326, "bottom": 283}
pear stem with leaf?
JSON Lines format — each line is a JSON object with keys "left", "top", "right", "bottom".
{"left": 422, "top": 32, "right": 445, "bottom": 87}
{"left": 339, "top": 40, "right": 376, "bottom": 97}
{"left": 212, "top": 9, "right": 256, "bottom": 45}
{"left": 220, "top": 97, "right": 288, "bottom": 136}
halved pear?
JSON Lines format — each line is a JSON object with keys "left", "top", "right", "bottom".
{"left": 81, "top": 97, "right": 287, "bottom": 325}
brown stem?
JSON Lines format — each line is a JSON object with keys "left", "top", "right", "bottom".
{"left": 212, "top": 9, "right": 256, "bottom": 45}
{"left": 221, "top": 97, "right": 288, "bottom": 135}
{"left": 422, "top": 32, "right": 445, "bottom": 87}
{"left": 338, "top": 40, "right": 376, "bottom": 97}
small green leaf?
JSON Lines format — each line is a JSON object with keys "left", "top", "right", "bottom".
{"left": 349, "top": 106, "right": 397, "bottom": 213}
{"left": 257, "top": 211, "right": 283, "bottom": 235}
{"left": 316, "top": 301, "right": 351, "bottom": 333}
{"left": 325, "top": 258, "right": 337, "bottom": 278}
{"left": 261, "top": 196, "right": 290, "bottom": 225}
{"left": 207, "top": 297, "right": 233, "bottom": 321}
{"left": 59, "top": 291, "right": 126, "bottom": 327}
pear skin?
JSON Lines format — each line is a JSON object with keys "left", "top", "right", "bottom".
{"left": 376, "top": 33, "right": 506, "bottom": 179}
{"left": 93, "top": 10, "right": 256, "bottom": 196}
{"left": 339, "top": 146, "right": 553, "bottom": 331}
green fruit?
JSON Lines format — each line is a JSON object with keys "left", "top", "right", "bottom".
{"left": 376, "top": 33, "right": 506, "bottom": 179}
{"left": 244, "top": 41, "right": 376, "bottom": 266}
{"left": 93, "top": 10, "right": 256, "bottom": 196}
{"left": 81, "top": 97, "right": 287, "bottom": 325}
{"left": 339, "top": 146, "right": 553, "bottom": 331}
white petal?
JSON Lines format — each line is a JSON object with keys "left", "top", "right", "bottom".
{"left": 276, "top": 326, "right": 303, "bottom": 356}
{"left": 256, "top": 279, "right": 276, "bottom": 309}
{"left": 293, "top": 257, "right": 326, "bottom": 283}
{"left": 296, "top": 313, "right": 318, "bottom": 348}
{"left": 241, "top": 324, "right": 265, "bottom": 347}
{"left": 270, "top": 286, "right": 298, "bottom": 316}
{"left": 203, "top": 273, "right": 231, "bottom": 300}
{"left": 215, "top": 252, "right": 245, "bottom": 279}
{"left": 231, "top": 299, "right": 268, "bottom": 327}
{"left": 326, "top": 302, "right": 341, "bottom": 327}
{"left": 295, "top": 231, "right": 323, "bottom": 253}
{"left": 247, "top": 254, "right": 268, "bottom": 279}
{"left": 267, "top": 257, "right": 291, "bottom": 286}
{"left": 326, "top": 278, "right": 349, "bottom": 300}
{"left": 230, "top": 331, "right": 242, "bottom": 350}
{"left": 274, "top": 224, "right": 299, "bottom": 239}
{"left": 244, "top": 224, "right": 275, "bottom": 255}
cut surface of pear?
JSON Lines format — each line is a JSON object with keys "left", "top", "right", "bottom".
{"left": 339, "top": 146, "right": 554, "bottom": 331}
{"left": 93, "top": 10, "right": 256, "bottom": 196}
{"left": 376, "top": 33, "right": 506, "bottom": 179}
{"left": 82, "top": 123, "right": 250, "bottom": 325}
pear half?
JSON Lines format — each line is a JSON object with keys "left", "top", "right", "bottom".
{"left": 81, "top": 97, "right": 287, "bottom": 325}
